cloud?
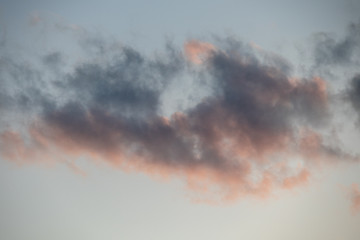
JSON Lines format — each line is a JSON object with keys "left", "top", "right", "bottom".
{"left": 29, "top": 13, "right": 41, "bottom": 26}
{"left": 313, "top": 20, "right": 360, "bottom": 67}
{"left": 184, "top": 40, "right": 216, "bottom": 64}
{"left": 29, "top": 11, "right": 85, "bottom": 34}
{"left": 349, "top": 183, "right": 360, "bottom": 214}
{"left": 347, "top": 74, "right": 360, "bottom": 122}
{"left": 0, "top": 33, "right": 359, "bottom": 202}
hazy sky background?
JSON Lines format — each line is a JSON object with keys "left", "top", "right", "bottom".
{"left": 1, "top": 0, "right": 360, "bottom": 240}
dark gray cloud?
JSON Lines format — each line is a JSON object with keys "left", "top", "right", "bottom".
{"left": 347, "top": 74, "right": 360, "bottom": 123}
{"left": 38, "top": 38, "right": 331, "bottom": 166}
{"left": 0, "top": 34, "right": 357, "bottom": 201}
{"left": 42, "top": 52, "right": 63, "bottom": 69}
{"left": 313, "top": 20, "right": 360, "bottom": 67}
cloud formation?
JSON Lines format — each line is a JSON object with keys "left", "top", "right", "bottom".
{"left": 313, "top": 20, "right": 360, "bottom": 67}
{"left": 184, "top": 40, "right": 216, "bottom": 64}
{"left": 0, "top": 30, "right": 359, "bottom": 202}
{"left": 349, "top": 184, "right": 360, "bottom": 213}
{"left": 347, "top": 74, "right": 360, "bottom": 123}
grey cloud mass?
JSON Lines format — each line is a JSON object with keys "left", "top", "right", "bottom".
{"left": 347, "top": 74, "right": 360, "bottom": 124}
{"left": 313, "top": 20, "right": 360, "bottom": 67}
{"left": 1, "top": 24, "right": 360, "bottom": 201}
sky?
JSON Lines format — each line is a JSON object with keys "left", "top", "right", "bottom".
{"left": 1, "top": 0, "right": 360, "bottom": 239}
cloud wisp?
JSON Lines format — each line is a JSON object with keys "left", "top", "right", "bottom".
{"left": 349, "top": 184, "right": 360, "bottom": 214}
{"left": 313, "top": 20, "right": 360, "bottom": 67}
{"left": 347, "top": 74, "right": 360, "bottom": 124}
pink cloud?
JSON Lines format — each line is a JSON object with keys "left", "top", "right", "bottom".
{"left": 350, "top": 183, "right": 360, "bottom": 214}
{"left": 184, "top": 40, "right": 216, "bottom": 64}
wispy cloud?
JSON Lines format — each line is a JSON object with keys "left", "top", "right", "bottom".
{"left": 347, "top": 74, "right": 360, "bottom": 124}
{"left": 349, "top": 183, "right": 360, "bottom": 214}
{"left": 313, "top": 20, "right": 360, "bottom": 67}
